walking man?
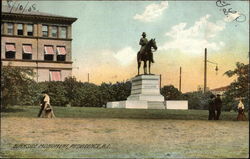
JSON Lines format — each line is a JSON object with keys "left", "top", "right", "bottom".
{"left": 214, "top": 94, "right": 222, "bottom": 120}
{"left": 208, "top": 94, "right": 216, "bottom": 120}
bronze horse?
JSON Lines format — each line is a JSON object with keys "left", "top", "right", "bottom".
{"left": 137, "top": 39, "right": 157, "bottom": 75}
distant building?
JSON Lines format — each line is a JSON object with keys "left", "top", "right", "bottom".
{"left": 1, "top": 6, "right": 77, "bottom": 82}
{"left": 211, "top": 86, "right": 230, "bottom": 96}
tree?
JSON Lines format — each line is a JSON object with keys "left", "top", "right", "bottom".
{"left": 47, "top": 81, "right": 67, "bottom": 106}
{"left": 160, "top": 85, "right": 182, "bottom": 100}
{"left": 224, "top": 62, "right": 248, "bottom": 98}
{"left": 99, "top": 81, "right": 131, "bottom": 106}
{"left": 19, "top": 80, "right": 42, "bottom": 106}
{"left": 223, "top": 62, "right": 249, "bottom": 111}
{"left": 79, "top": 82, "right": 102, "bottom": 107}
{"left": 221, "top": 91, "right": 238, "bottom": 112}
{"left": 1, "top": 66, "right": 37, "bottom": 107}
{"left": 111, "top": 81, "right": 131, "bottom": 101}
{"left": 183, "top": 91, "right": 213, "bottom": 110}
{"left": 63, "top": 76, "right": 83, "bottom": 106}
{"left": 99, "top": 82, "right": 116, "bottom": 106}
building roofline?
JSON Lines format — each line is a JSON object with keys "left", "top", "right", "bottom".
{"left": 2, "top": 12, "right": 77, "bottom": 23}
{"left": 2, "top": 5, "right": 77, "bottom": 24}
{"left": 211, "top": 86, "right": 230, "bottom": 91}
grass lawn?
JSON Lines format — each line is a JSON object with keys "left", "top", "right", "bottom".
{"left": 1, "top": 106, "right": 249, "bottom": 158}
{"left": 1, "top": 105, "right": 247, "bottom": 121}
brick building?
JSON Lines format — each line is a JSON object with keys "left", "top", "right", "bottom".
{"left": 1, "top": 6, "right": 77, "bottom": 82}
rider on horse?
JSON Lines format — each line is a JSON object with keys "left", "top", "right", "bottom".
{"left": 139, "top": 32, "right": 154, "bottom": 63}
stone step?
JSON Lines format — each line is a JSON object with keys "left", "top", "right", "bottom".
{"left": 148, "top": 101, "right": 166, "bottom": 109}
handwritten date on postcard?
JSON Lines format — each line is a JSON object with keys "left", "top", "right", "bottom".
{"left": 216, "top": 0, "right": 246, "bottom": 23}
{"left": 7, "top": 0, "right": 38, "bottom": 13}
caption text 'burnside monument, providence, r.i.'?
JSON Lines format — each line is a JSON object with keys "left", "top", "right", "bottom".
{"left": 107, "top": 32, "right": 165, "bottom": 109}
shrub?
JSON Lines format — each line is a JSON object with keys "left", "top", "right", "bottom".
{"left": 1, "top": 66, "right": 36, "bottom": 107}
{"left": 63, "top": 77, "right": 83, "bottom": 106}
{"left": 161, "top": 85, "right": 183, "bottom": 100}
{"left": 79, "top": 82, "right": 102, "bottom": 107}
{"left": 183, "top": 91, "right": 213, "bottom": 110}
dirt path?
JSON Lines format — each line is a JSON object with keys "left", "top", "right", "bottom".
{"left": 1, "top": 117, "right": 249, "bottom": 158}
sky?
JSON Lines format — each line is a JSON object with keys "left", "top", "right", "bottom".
{"left": 3, "top": 0, "right": 249, "bottom": 92}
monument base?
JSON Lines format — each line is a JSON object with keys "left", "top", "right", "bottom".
{"left": 107, "top": 75, "right": 165, "bottom": 109}
{"left": 106, "top": 100, "right": 165, "bottom": 109}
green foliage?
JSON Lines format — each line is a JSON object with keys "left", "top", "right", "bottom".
{"left": 99, "top": 83, "right": 116, "bottom": 105}
{"left": 183, "top": 91, "right": 213, "bottom": 110}
{"left": 223, "top": 62, "right": 249, "bottom": 111}
{"left": 99, "top": 81, "right": 131, "bottom": 107}
{"left": 1, "top": 66, "right": 37, "bottom": 107}
{"left": 160, "top": 85, "right": 214, "bottom": 110}
{"left": 110, "top": 81, "right": 131, "bottom": 101}
{"left": 221, "top": 92, "right": 238, "bottom": 112}
{"left": 160, "top": 85, "right": 183, "bottom": 100}
{"left": 2, "top": 64, "right": 248, "bottom": 111}
{"left": 37, "top": 80, "right": 101, "bottom": 107}
{"left": 160, "top": 85, "right": 212, "bottom": 110}
{"left": 62, "top": 77, "right": 131, "bottom": 107}
{"left": 30, "top": 77, "right": 131, "bottom": 107}
{"left": 63, "top": 77, "right": 82, "bottom": 106}
{"left": 19, "top": 80, "right": 43, "bottom": 106}
{"left": 47, "top": 81, "right": 67, "bottom": 106}
{"left": 224, "top": 62, "right": 248, "bottom": 98}
{"left": 79, "top": 82, "right": 102, "bottom": 107}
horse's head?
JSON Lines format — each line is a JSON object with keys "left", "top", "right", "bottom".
{"left": 149, "top": 38, "right": 157, "bottom": 51}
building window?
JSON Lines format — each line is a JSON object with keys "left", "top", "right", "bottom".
{"left": 27, "top": 24, "right": 33, "bottom": 36}
{"left": 56, "top": 46, "right": 66, "bottom": 61}
{"left": 17, "top": 24, "right": 23, "bottom": 35}
{"left": 7, "top": 23, "right": 14, "bottom": 35}
{"left": 42, "top": 25, "right": 48, "bottom": 37}
{"left": 22, "top": 44, "right": 32, "bottom": 60}
{"left": 51, "top": 26, "right": 58, "bottom": 38}
{"left": 44, "top": 45, "right": 54, "bottom": 61}
{"left": 5, "top": 43, "right": 16, "bottom": 59}
{"left": 49, "top": 70, "right": 61, "bottom": 81}
{"left": 60, "top": 27, "right": 67, "bottom": 38}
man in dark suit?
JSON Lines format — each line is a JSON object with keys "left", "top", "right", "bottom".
{"left": 214, "top": 94, "right": 222, "bottom": 120}
{"left": 208, "top": 94, "right": 216, "bottom": 120}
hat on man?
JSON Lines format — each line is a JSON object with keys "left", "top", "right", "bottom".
{"left": 142, "top": 32, "right": 146, "bottom": 36}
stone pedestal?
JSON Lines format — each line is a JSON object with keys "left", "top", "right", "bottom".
{"left": 107, "top": 75, "right": 165, "bottom": 109}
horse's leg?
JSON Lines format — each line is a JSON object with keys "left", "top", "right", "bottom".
{"left": 138, "top": 61, "right": 141, "bottom": 75}
{"left": 144, "top": 60, "right": 147, "bottom": 74}
{"left": 149, "top": 61, "right": 151, "bottom": 74}
{"left": 137, "top": 52, "right": 141, "bottom": 75}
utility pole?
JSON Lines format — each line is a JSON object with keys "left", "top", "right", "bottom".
{"left": 87, "top": 73, "right": 89, "bottom": 83}
{"left": 204, "top": 48, "right": 219, "bottom": 93}
{"left": 179, "top": 67, "right": 182, "bottom": 92}
{"left": 204, "top": 48, "right": 207, "bottom": 93}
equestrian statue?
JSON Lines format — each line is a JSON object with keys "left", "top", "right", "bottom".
{"left": 137, "top": 32, "right": 157, "bottom": 75}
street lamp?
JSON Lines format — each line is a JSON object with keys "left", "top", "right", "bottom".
{"left": 207, "top": 60, "right": 219, "bottom": 74}
{"left": 204, "top": 48, "right": 219, "bottom": 93}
